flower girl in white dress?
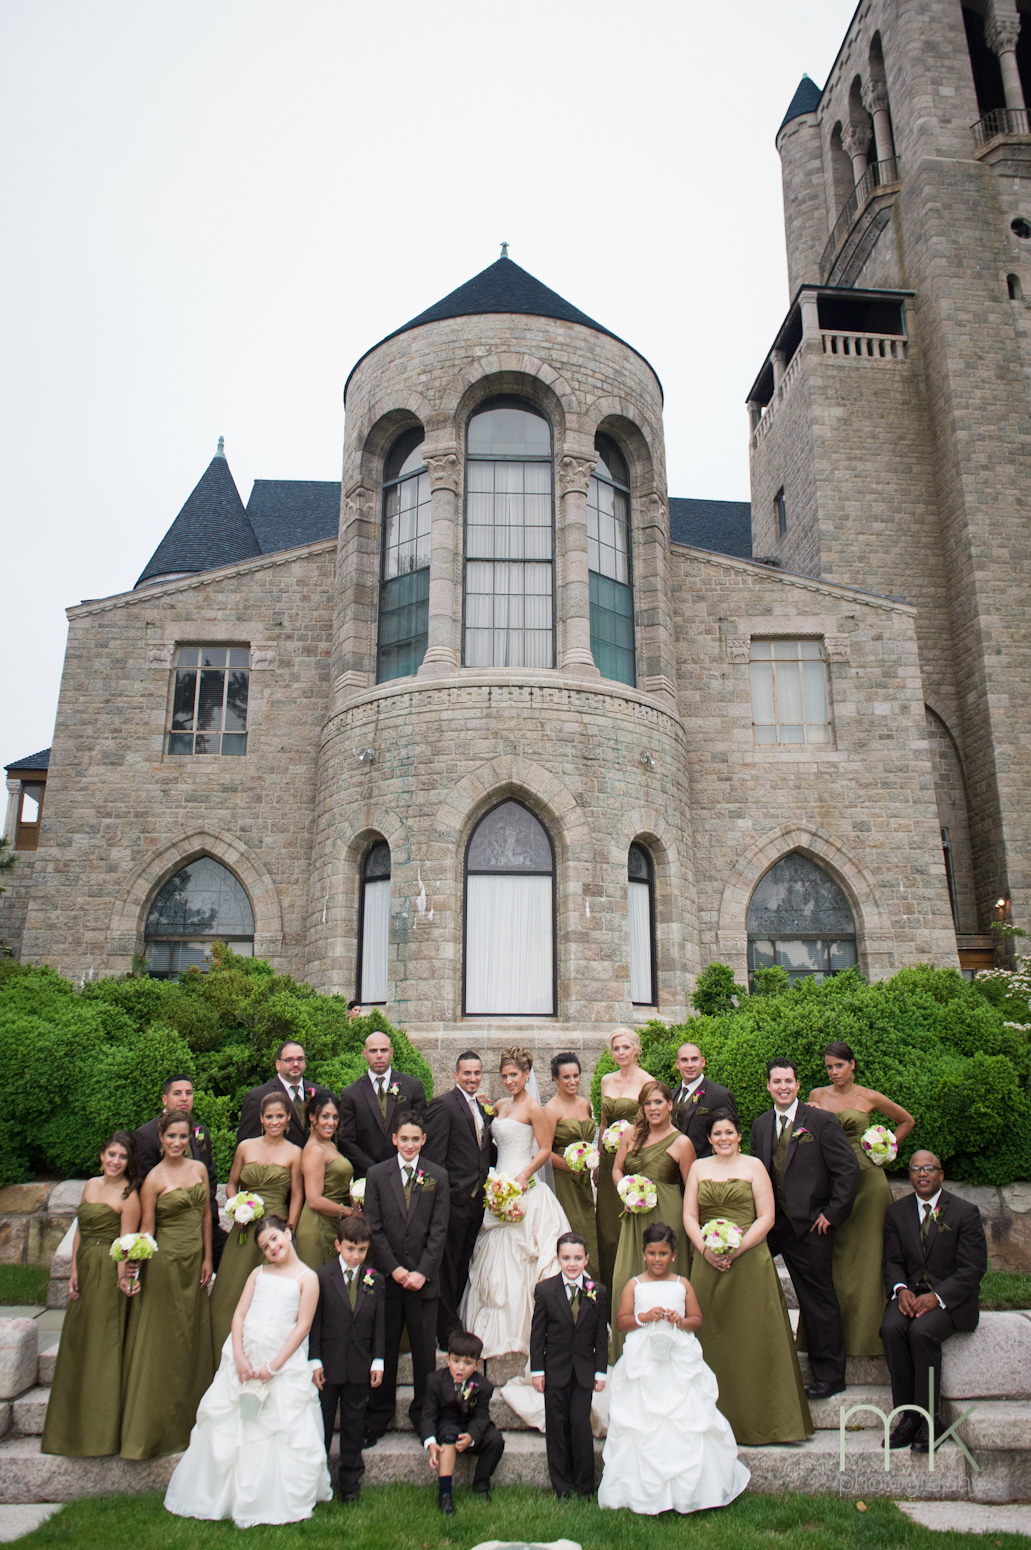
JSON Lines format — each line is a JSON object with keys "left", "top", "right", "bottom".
{"left": 164, "top": 1215, "right": 332, "bottom": 1528}
{"left": 598, "top": 1223, "right": 750, "bottom": 1516}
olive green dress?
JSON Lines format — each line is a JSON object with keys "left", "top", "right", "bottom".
{"left": 552, "top": 1117, "right": 600, "bottom": 1276}
{"left": 41, "top": 1202, "right": 126, "bottom": 1457}
{"left": 208, "top": 1161, "right": 292, "bottom": 1359}
{"left": 609, "top": 1132, "right": 689, "bottom": 1361}
{"left": 295, "top": 1153, "right": 354, "bottom": 1269}
{"left": 796, "top": 1109, "right": 892, "bottom": 1357}
{"left": 596, "top": 1096, "right": 640, "bottom": 1293}
{"left": 691, "top": 1177, "right": 813, "bottom": 1445}
{"left": 120, "top": 1182, "right": 214, "bottom": 1459}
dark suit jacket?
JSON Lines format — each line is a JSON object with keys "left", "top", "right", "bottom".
{"left": 236, "top": 1078, "right": 329, "bottom": 1149}
{"left": 134, "top": 1114, "right": 219, "bottom": 1223}
{"left": 364, "top": 1155, "right": 449, "bottom": 1297}
{"left": 308, "top": 1260, "right": 386, "bottom": 1384}
{"left": 419, "top": 1366, "right": 495, "bottom": 1447}
{"left": 672, "top": 1078, "right": 738, "bottom": 1158}
{"left": 882, "top": 1189, "right": 987, "bottom": 1333}
{"left": 338, "top": 1071, "right": 427, "bottom": 1177}
{"left": 530, "top": 1272, "right": 609, "bottom": 1389}
{"left": 750, "top": 1102, "right": 859, "bottom": 1236}
{"left": 423, "top": 1086, "right": 493, "bottom": 1208}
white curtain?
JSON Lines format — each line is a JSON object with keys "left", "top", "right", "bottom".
{"left": 628, "top": 880, "right": 653, "bottom": 1004}
{"left": 361, "top": 878, "right": 391, "bottom": 1003}
{"left": 466, "top": 874, "right": 552, "bottom": 1014}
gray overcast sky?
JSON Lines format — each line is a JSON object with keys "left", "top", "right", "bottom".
{"left": 1, "top": 0, "right": 855, "bottom": 770}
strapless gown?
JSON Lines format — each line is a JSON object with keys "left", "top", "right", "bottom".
{"left": 164, "top": 1267, "right": 332, "bottom": 1527}
{"left": 41, "top": 1202, "right": 126, "bottom": 1457}
{"left": 596, "top": 1096, "right": 639, "bottom": 1292}
{"left": 551, "top": 1116, "right": 600, "bottom": 1274}
{"left": 690, "top": 1177, "right": 812, "bottom": 1445}
{"left": 209, "top": 1162, "right": 292, "bottom": 1361}
{"left": 295, "top": 1154, "right": 354, "bottom": 1270}
{"left": 459, "top": 1116, "right": 571, "bottom": 1357}
{"left": 610, "top": 1132, "right": 689, "bottom": 1361}
{"left": 598, "top": 1277, "right": 750, "bottom": 1515}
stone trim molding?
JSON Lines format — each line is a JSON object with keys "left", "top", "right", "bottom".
{"left": 670, "top": 547, "right": 916, "bottom": 617}
{"left": 423, "top": 451, "right": 461, "bottom": 493}
{"left": 556, "top": 454, "right": 596, "bottom": 496}
{"left": 726, "top": 616, "right": 855, "bottom": 658}
{"left": 432, "top": 757, "right": 589, "bottom": 860}
{"left": 66, "top": 539, "right": 336, "bottom": 619}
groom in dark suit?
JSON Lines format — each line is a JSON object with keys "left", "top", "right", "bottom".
{"left": 134, "top": 1073, "right": 226, "bottom": 1268}
{"left": 363, "top": 1109, "right": 450, "bottom": 1444}
{"left": 750, "top": 1057, "right": 859, "bottom": 1399}
{"left": 338, "top": 1031, "right": 427, "bottom": 1178}
{"left": 670, "top": 1042, "right": 737, "bottom": 1159}
{"left": 880, "top": 1150, "right": 987, "bottom": 1452}
{"left": 423, "top": 1049, "right": 494, "bottom": 1349}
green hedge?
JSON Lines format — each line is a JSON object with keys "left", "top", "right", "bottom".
{"left": 590, "top": 963, "right": 1030, "bottom": 1187}
{"left": 0, "top": 949, "right": 433, "bottom": 1185}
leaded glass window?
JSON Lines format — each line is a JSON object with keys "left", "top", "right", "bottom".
{"left": 378, "top": 430, "right": 431, "bottom": 682}
{"left": 750, "top": 639, "right": 831, "bottom": 745}
{"left": 358, "top": 841, "right": 391, "bottom": 1004}
{"left": 464, "top": 399, "right": 554, "bottom": 669}
{"left": 746, "top": 853, "right": 857, "bottom": 987}
{"left": 588, "top": 435, "right": 635, "bottom": 686}
{"left": 168, "top": 646, "right": 250, "bottom": 756}
{"left": 144, "top": 857, "right": 254, "bottom": 978}
{"left": 465, "top": 800, "right": 555, "bottom": 1015}
{"left": 628, "top": 843, "right": 655, "bottom": 1004}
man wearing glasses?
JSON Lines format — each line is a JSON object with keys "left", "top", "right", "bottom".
{"left": 880, "top": 1151, "right": 987, "bottom": 1453}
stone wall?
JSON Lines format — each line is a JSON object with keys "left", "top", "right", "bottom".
{"left": 0, "top": 1183, "right": 81, "bottom": 1269}
{"left": 0, "top": 858, "right": 34, "bottom": 965}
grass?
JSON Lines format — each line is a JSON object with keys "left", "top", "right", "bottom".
{"left": 13, "top": 1486, "right": 1031, "bottom": 1550}
{"left": 0, "top": 1263, "right": 49, "bottom": 1305}
{"left": 981, "top": 1271, "right": 1031, "bottom": 1311}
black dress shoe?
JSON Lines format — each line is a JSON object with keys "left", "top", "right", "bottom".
{"left": 884, "top": 1415, "right": 920, "bottom": 1449}
{"left": 554, "top": 1490, "right": 571, "bottom": 1499}
{"left": 362, "top": 1433, "right": 379, "bottom": 1449}
{"left": 438, "top": 1491, "right": 455, "bottom": 1515}
{"left": 911, "top": 1418, "right": 940, "bottom": 1454}
{"left": 472, "top": 1486, "right": 491, "bottom": 1502}
{"left": 342, "top": 1489, "right": 361, "bottom": 1503}
{"left": 805, "top": 1380, "right": 846, "bottom": 1400}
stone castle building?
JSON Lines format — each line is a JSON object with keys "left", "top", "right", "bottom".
{"left": 4, "top": 0, "right": 1027, "bottom": 1045}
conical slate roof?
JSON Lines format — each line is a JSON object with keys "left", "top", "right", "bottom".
{"left": 778, "top": 74, "right": 822, "bottom": 135}
{"left": 136, "top": 444, "right": 261, "bottom": 587}
{"left": 345, "top": 255, "right": 659, "bottom": 397}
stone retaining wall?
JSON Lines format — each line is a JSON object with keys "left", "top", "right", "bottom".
{"left": 0, "top": 1185, "right": 83, "bottom": 1270}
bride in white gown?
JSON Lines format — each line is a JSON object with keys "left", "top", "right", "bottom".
{"left": 460, "top": 1047, "right": 571, "bottom": 1358}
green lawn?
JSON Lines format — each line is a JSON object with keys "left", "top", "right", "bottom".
{"left": 0, "top": 1264, "right": 49, "bottom": 1305}
{"left": 13, "top": 1486, "right": 1031, "bottom": 1550}
{"left": 981, "top": 1271, "right": 1031, "bottom": 1311}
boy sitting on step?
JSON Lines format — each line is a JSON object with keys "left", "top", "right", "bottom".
{"left": 419, "top": 1330, "right": 505, "bottom": 1515}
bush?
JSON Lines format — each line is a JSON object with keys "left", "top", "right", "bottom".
{"left": 0, "top": 949, "right": 433, "bottom": 1185}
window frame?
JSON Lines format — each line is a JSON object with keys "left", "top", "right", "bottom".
{"left": 143, "top": 856, "right": 255, "bottom": 979}
{"left": 627, "top": 842, "right": 657, "bottom": 1007}
{"left": 462, "top": 797, "right": 557, "bottom": 1017}
{"left": 745, "top": 853, "right": 858, "bottom": 989}
{"left": 377, "top": 430, "right": 431, "bottom": 683}
{"left": 775, "top": 487, "right": 787, "bottom": 539}
{"left": 356, "top": 841, "right": 392, "bottom": 1005}
{"left": 166, "top": 645, "right": 251, "bottom": 757}
{"left": 588, "top": 433, "right": 636, "bottom": 687}
{"left": 749, "top": 637, "right": 833, "bottom": 746}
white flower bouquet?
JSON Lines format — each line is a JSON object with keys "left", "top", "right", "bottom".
{"left": 483, "top": 1169, "right": 534, "bottom": 1223}
{"left": 109, "top": 1231, "right": 158, "bottom": 1284}
{"left": 617, "top": 1173, "right": 657, "bottom": 1215}
{"left": 563, "top": 1140, "right": 600, "bottom": 1173}
{"left": 226, "top": 1190, "right": 265, "bottom": 1244}
{"left": 601, "top": 1118, "right": 632, "bottom": 1153}
{"left": 349, "top": 1178, "right": 366, "bottom": 1207}
{"left": 700, "top": 1218, "right": 744, "bottom": 1255}
{"left": 860, "top": 1125, "right": 898, "bottom": 1166}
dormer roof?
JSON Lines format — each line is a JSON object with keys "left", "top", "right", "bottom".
{"left": 778, "top": 74, "right": 822, "bottom": 136}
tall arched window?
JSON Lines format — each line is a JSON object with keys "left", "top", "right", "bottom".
{"left": 378, "top": 429, "right": 431, "bottom": 682}
{"left": 144, "top": 857, "right": 254, "bottom": 978}
{"left": 464, "top": 799, "right": 555, "bottom": 1015}
{"left": 746, "top": 853, "right": 857, "bottom": 987}
{"left": 358, "top": 841, "right": 391, "bottom": 1004}
{"left": 628, "top": 843, "right": 655, "bottom": 1004}
{"left": 464, "top": 398, "right": 554, "bottom": 668}
{"left": 588, "top": 435, "right": 635, "bottom": 686}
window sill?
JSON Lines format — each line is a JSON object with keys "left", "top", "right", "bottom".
{"left": 744, "top": 745, "right": 843, "bottom": 761}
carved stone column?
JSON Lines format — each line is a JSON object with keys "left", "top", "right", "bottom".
{"left": 986, "top": 5, "right": 1028, "bottom": 115}
{"left": 556, "top": 452, "right": 601, "bottom": 677}
{"left": 841, "top": 121, "right": 871, "bottom": 186}
{"left": 860, "top": 80, "right": 897, "bottom": 170}
{"left": 636, "top": 489, "right": 678, "bottom": 711}
{"left": 331, "top": 479, "right": 377, "bottom": 706}
{"left": 3, "top": 779, "right": 20, "bottom": 845}
{"left": 418, "top": 448, "right": 462, "bottom": 677}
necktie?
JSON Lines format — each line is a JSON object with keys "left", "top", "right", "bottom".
{"left": 568, "top": 1284, "right": 581, "bottom": 1322}
{"left": 772, "top": 1113, "right": 791, "bottom": 1202}
{"left": 291, "top": 1086, "right": 305, "bottom": 1126}
{"left": 346, "top": 1269, "right": 357, "bottom": 1310}
{"left": 376, "top": 1077, "right": 387, "bottom": 1120}
{"left": 403, "top": 1165, "right": 413, "bottom": 1207}
{"left": 469, "top": 1096, "right": 483, "bottom": 1142}
{"left": 920, "top": 1202, "right": 932, "bottom": 1248}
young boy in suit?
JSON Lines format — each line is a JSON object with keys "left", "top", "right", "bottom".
{"left": 530, "top": 1231, "right": 608, "bottom": 1499}
{"left": 420, "top": 1330, "right": 504, "bottom": 1515}
{"left": 308, "top": 1216, "right": 385, "bottom": 1503}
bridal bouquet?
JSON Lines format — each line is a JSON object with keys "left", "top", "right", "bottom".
{"left": 109, "top": 1232, "right": 158, "bottom": 1285}
{"left": 860, "top": 1125, "right": 898, "bottom": 1166}
{"left": 617, "top": 1173, "right": 657, "bottom": 1215}
{"left": 484, "top": 1169, "right": 535, "bottom": 1223}
{"left": 601, "top": 1119, "right": 632, "bottom": 1153}
{"left": 226, "top": 1191, "right": 265, "bottom": 1244}
{"left": 700, "top": 1218, "right": 744, "bottom": 1255}
{"left": 349, "top": 1178, "right": 366, "bottom": 1207}
{"left": 563, "top": 1140, "right": 600, "bottom": 1173}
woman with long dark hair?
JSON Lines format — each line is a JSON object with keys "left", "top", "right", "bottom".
{"left": 545, "top": 1052, "right": 599, "bottom": 1274}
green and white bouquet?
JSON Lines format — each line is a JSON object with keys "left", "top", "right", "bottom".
{"left": 563, "top": 1139, "right": 600, "bottom": 1173}
{"left": 484, "top": 1169, "right": 536, "bottom": 1223}
{"left": 349, "top": 1178, "right": 366, "bottom": 1207}
{"left": 601, "top": 1119, "right": 632, "bottom": 1153}
{"left": 700, "top": 1218, "right": 743, "bottom": 1255}
{"left": 109, "top": 1231, "right": 158, "bottom": 1284}
{"left": 860, "top": 1125, "right": 898, "bottom": 1166}
{"left": 617, "top": 1173, "right": 657, "bottom": 1215}
{"left": 226, "top": 1190, "right": 265, "bottom": 1244}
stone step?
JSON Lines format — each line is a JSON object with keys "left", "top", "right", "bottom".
{"left": 37, "top": 1349, "right": 55, "bottom": 1388}
{"left": 809, "top": 1385, "right": 892, "bottom": 1430}
{"left": 740, "top": 1429, "right": 968, "bottom": 1500}
{"left": 798, "top": 1352, "right": 889, "bottom": 1387}
{"left": 10, "top": 1390, "right": 47, "bottom": 1437}
{"left": 0, "top": 1436, "right": 178, "bottom": 1504}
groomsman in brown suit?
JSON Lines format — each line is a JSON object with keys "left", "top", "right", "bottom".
{"left": 670, "top": 1042, "right": 737, "bottom": 1159}
{"left": 750, "top": 1057, "right": 859, "bottom": 1400}
{"left": 236, "top": 1040, "right": 328, "bottom": 1148}
{"left": 338, "top": 1032, "right": 427, "bottom": 1177}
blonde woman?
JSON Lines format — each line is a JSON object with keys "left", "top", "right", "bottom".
{"left": 596, "top": 1028, "right": 653, "bottom": 1292}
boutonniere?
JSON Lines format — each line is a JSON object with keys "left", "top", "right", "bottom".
{"left": 482, "top": 1101, "right": 495, "bottom": 1117}
{"left": 792, "top": 1126, "right": 811, "bottom": 1140}
{"left": 193, "top": 1125, "right": 203, "bottom": 1142}
{"left": 584, "top": 1280, "right": 598, "bottom": 1302}
{"left": 416, "top": 1169, "right": 426, "bottom": 1186}
{"left": 362, "top": 1272, "right": 375, "bottom": 1289}
{"left": 458, "top": 1379, "right": 478, "bottom": 1405}
{"left": 388, "top": 1083, "right": 400, "bottom": 1098}
{"left": 928, "top": 1206, "right": 952, "bottom": 1230}
{"left": 691, "top": 1090, "right": 702, "bottom": 1105}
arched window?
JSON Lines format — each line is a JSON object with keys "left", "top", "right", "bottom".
{"left": 144, "top": 857, "right": 254, "bottom": 979}
{"left": 464, "top": 799, "right": 555, "bottom": 1015}
{"left": 358, "top": 841, "right": 391, "bottom": 1004}
{"left": 628, "top": 844, "right": 655, "bottom": 1005}
{"left": 464, "top": 398, "right": 554, "bottom": 668}
{"left": 588, "top": 435, "right": 635, "bottom": 686}
{"left": 378, "top": 429, "right": 431, "bottom": 682}
{"left": 746, "top": 854, "right": 857, "bottom": 987}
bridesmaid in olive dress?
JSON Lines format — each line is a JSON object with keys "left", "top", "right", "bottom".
{"left": 685, "top": 1111, "right": 813, "bottom": 1445}
{"left": 609, "top": 1081, "right": 695, "bottom": 1360}
{"left": 596, "top": 1028, "right": 653, "bottom": 1293}
{"left": 294, "top": 1093, "right": 354, "bottom": 1269}
{"left": 804, "top": 1040, "right": 914, "bottom": 1356}
{"left": 120, "top": 1112, "right": 214, "bottom": 1459}
{"left": 209, "top": 1091, "right": 302, "bottom": 1358}
{"left": 545, "top": 1053, "right": 599, "bottom": 1275}
{"left": 41, "top": 1131, "right": 141, "bottom": 1457}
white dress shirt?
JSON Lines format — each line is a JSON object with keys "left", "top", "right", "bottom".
{"left": 336, "top": 1255, "right": 384, "bottom": 1372}
{"left": 676, "top": 1075, "right": 704, "bottom": 1104}
{"left": 893, "top": 1189, "right": 946, "bottom": 1307}
{"left": 279, "top": 1075, "right": 305, "bottom": 1106}
{"left": 464, "top": 1090, "right": 484, "bottom": 1141}
{"left": 530, "top": 1275, "right": 607, "bottom": 1382}
{"left": 369, "top": 1067, "right": 394, "bottom": 1093}
{"left": 772, "top": 1098, "right": 799, "bottom": 1135}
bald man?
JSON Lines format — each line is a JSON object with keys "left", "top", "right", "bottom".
{"left": 338, "top": 1031, "right": 427, "bottom": 1177}
{"left": 670, "top": 1043, "right": 737, "bottom": 1159}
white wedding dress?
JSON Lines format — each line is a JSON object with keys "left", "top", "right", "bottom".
{"left": 164, "top": 1268, "right": 332, "bottom": 1528}
{"left": 459, "top": 1115, "right": 571, "bottom": 1357}
{"left": 598, "top": 1278, "right": 750, "bottom": 1515}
